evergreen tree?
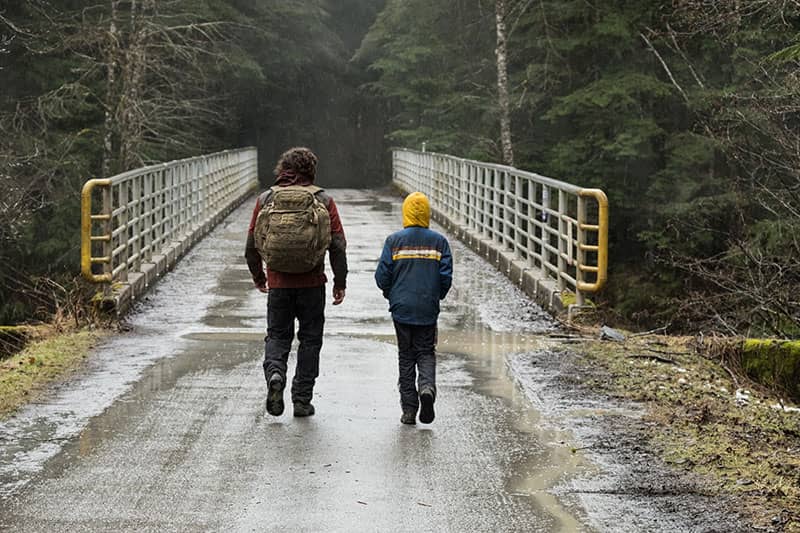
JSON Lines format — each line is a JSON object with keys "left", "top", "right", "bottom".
{"left": 362, "top": 0, "right": 799, "bottom": 334}
{"left": 0, "top": 0, "right": 384, "bottom": 324}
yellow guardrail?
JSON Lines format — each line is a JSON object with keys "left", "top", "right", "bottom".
{"left": 81, "top": 179, "right": 113, "bottom": 283}
{"left": 393, "top": 149, "right": 609, "bottom": 307}
{"left": 81, "top": 148, "right": 258, "bottom": 285}
{"left": 577, "top": 188, "right": 608, "bottom": 293}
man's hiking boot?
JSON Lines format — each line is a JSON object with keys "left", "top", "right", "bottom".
{"left": 266, "top": 373, "right": 285, "bottom": 416}
{"left": 419, "top": 386, "right": 435, "bottom": 424}
{"left": 293, "top": 402, "right": 315, "bottom": 417}
{"left": 400, "top": 411, "right": 416, "bottom": 425}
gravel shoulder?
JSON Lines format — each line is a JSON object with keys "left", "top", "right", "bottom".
{"left": 508, "top": 332, "right": 800, "bottom": 533}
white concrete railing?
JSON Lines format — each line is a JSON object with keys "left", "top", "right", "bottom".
{"left": 392, "top": 149, "right": 608, "bottom": 307}
{"left": 81, "top": 148, "right": 258, "bottom": 293}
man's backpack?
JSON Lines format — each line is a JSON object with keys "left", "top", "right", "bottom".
{"left": 253, "top": 185, "right": 331, "bottom": 273}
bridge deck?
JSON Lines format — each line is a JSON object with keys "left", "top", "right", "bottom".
{"left": 0, "top": 189, "right": 590, "bottom": 531}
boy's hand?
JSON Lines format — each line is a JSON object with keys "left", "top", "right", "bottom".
{"left": 254, "top": 280, "right": 268, "bottom": 293}
{"left": 332, "top": 287, "right": 346, "bottom": 305}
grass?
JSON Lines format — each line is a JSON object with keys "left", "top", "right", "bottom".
{"left": 576, "top": 333, "right": 800, "bottom": 532}
{"left": 0, "top": 328, "right": 107, "bottom": 418}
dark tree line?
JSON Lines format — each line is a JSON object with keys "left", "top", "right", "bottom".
{"left": 1, "top": 0, "right": 798, "bottom": 338}
{"left": 358, "top": 0, "right": 800, "bottom": 337}
{"left": 0, "top": 0, "right": 385, "bottom": 324}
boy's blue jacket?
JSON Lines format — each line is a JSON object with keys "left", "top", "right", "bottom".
{"left": 375, "top": 226, "right": 453, "bottom": 326}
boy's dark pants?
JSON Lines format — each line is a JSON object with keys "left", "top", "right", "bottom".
{"left": 263, "top": 286, "right": 325, "bottom": 405}
{"left": 393, "top": 321, "right": 437, "bottom": 413}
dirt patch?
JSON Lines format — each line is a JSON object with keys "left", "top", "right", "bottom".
{"left": 515, "top": 331, "right": 800, "bottom": 532}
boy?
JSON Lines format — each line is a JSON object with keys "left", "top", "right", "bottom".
{"left": 375, "top": 192, "right": 452, "bottom": 425}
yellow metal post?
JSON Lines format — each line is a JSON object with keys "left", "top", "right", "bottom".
{"left": 576, "top": 188, "right": 609, "bottom": 293}
{"left": 81, "top": 179, "right": 113, "bottom": 283}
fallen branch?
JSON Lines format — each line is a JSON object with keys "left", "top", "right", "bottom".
{"left": 721, "top": 362, "right": 740, "bottom": 389}
{"left": 628, "top": 353, "right": 677, "bottom": 365}
{"left": 630, "top": 325, "right": 670, "bottom": 337}
{"left": 644, "top": 347, "right": 690, "bottom": 357}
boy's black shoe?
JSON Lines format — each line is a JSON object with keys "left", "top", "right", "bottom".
{"left": 293, "top": 402, "right": 315, "bottom": 417}
{"left": 266, "top": 373, "right": 285, "bottom": 416}
{"left": 400, "top": 411, "right": 416, "bottom": 425}
{"left": 419, "top": 386, "right": 435, "bottom": 424}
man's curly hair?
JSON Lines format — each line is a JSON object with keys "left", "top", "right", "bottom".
{"left": 273, "top": 147, "right": 318, "bottom": 178}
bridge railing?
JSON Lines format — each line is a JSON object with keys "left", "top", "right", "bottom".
{"left": 81, "top": 147, "right": 258, "bottom": 286}
{"left": 392, "top": 149, "right": 608, "bottom": 306}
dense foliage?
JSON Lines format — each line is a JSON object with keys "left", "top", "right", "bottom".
{"left": 1, "top": 0, "right": 798, "bottom": 337}
{"left": 358, "top": 0, "right": 800, "bottom": 337}
{"left": 0, "top": 0, "right": 385, "bottom": 325}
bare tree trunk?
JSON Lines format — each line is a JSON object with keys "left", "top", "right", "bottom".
{"left": 495, "top": 0, "right": 514, "bottom": 166}
{"left": 15, "top": 0, "right": 224, "bottom": 179}
{"left": 102, "top": 0, "right": 121, "bottom": 177}
{"left": 120, "top": 0, "right": 149, "bottom": 170}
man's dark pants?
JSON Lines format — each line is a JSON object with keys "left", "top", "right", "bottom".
{"left": 263, "top": 286, "right": 325, "bottom": 405}
{"left": 393, "top": 321, "right": 437, "bottom": 413}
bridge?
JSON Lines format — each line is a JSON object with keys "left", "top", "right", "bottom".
{"left": 0, "top": 149, "right": 728, "bottom": 531}
{"left": 78, "top": 147, "right": 607, "bottom": 317}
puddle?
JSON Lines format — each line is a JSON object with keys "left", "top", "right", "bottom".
{"left": 361, "top": 327, "right": 591, "bottom": 531}
{"left": 1, "top": 189, "right": 589, "bottom": 531}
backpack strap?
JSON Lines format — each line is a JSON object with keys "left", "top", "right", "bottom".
{"left": 271, "top": 184, "right": 323, "bottom": 194}
{"left": 262, "top": 185, "right": 324, "bottom": 208}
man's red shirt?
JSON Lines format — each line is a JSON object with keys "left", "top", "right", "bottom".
{"left": 246, "top": 186, "right": 347, "bottom": 290}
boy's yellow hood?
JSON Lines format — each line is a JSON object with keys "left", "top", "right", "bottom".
{"left": 402, "top": 192, "right": 430, "bottom": 228}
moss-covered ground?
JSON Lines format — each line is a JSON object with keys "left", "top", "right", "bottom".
{"left": 576, "top": 333, "right": 800, "bottom": 532}
{"left": 741, "top": 339, "right": 800, "bottom": 402}
{"left": 0, "top": 328, "right": 108, "bottom": 418}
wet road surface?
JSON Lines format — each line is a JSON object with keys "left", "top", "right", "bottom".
{"left": 0, "top": 190, "right": 591, "bottom": 532}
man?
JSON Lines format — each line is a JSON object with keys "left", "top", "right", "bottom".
{"left": 375, "top": 192, "right": 452, "bottom": 425}
{"left": 245, "top": 147, "right": 347, "bottom": 418}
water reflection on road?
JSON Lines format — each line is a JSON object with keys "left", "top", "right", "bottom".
{"left": 0, "top": 190, "right": 591, "bottom": 532}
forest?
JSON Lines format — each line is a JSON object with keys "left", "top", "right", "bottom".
{"left": 1, "top": 0, "right": 799, "bottom": 339}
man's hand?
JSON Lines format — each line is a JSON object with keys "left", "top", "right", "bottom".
{"left": 332, "top": 287, "right": 346, "bottom": 305}
{"left": 254, "top": 280, "right": 268, "bottom": 294}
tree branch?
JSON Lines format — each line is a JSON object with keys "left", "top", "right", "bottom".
{"left": 639, "top": 31, "right": 689, "bottom": 103}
